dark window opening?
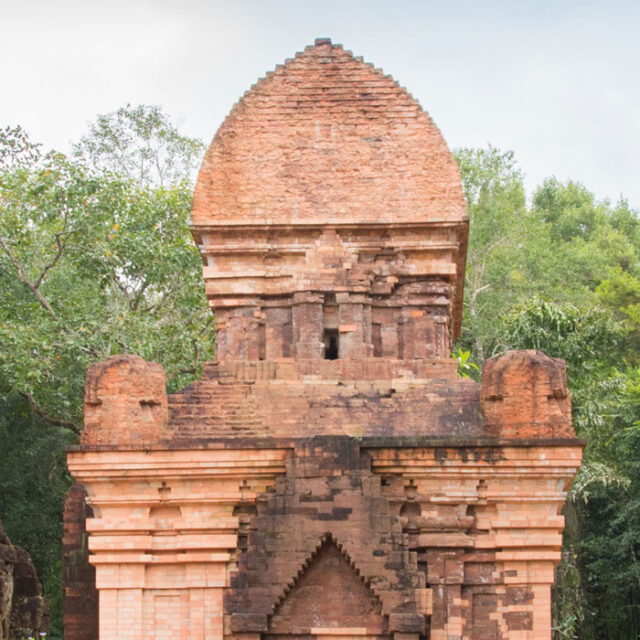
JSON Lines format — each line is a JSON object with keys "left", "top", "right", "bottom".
{"left": 324, "top": 329, "right": 339, "bottom": 360}
{"left": 258, "top": 322, "right": 266, "bottom": 361}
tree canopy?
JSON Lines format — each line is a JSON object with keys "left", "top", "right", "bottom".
{"left": 0, "top": 108, "right": 211, "bottom": 434}
{"left": 0, "top": 107, "right": 211, "bottom": 636}
{"left": 457, "top": 146, "right": 640, "bottom": 639}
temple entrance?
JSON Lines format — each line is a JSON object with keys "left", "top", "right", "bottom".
{"left": 265, "top": 537, "right": 389, "bottom": 640}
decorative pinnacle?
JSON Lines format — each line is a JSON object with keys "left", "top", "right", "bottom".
{"left": 314, "top": 38, "right": 332, "bottom": 46}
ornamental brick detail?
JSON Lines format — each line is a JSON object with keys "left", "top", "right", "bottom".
{"left": 83, "top": 354, "right": 168, "bottom": 446}
{"left": 227, "top": 439, "right": 427, "bottom": 637}
{"left": 481, "top": 350, "right": 572, "bottom": 438}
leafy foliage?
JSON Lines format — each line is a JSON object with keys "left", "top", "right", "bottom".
{"left": 452, "top": 347, "right": 479, "bottom": 379}
{"left": 0, "top": 106, "right": 212, "bottom": 431}
{"left": 455, "top": 148, "right": 640, "bottom": 639}
{"left": 0, "top": 106, "right": 210, "bottom": 633}
{"left": 503, "top": 298, "right": 619, "bottom": 380}
{"left": 73, "top": 104, "right": 205, "bottom": 188}
{"left": 0, "top": 392, "right": 74, "bottom": 638}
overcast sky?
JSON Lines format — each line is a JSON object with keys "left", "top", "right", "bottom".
{"left": 2, "top": 0, "right": 639, "bottom": 207}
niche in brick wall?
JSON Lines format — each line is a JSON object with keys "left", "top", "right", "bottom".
{"left": 323, "top": 294, "right": 339, "bottom": 360}
{"left": 267, "top": 536, "right": 387, "bottom": 636}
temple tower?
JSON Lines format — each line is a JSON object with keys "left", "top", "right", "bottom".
{"left": 65, "top": 40, "right": 583, "bottom": 640}
{"left": 191, "top": 36, "right": 467, "bottom": 364}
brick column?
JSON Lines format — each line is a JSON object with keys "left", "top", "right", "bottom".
{"left": 66, "top": 448, "right": 288, "bottom": 640}
{"left": 292, "top": 293, "right": 323, "bottom": 359}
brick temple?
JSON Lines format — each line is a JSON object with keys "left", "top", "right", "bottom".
{"left": 63, "top": 39, "right": 583, "bottom": 640}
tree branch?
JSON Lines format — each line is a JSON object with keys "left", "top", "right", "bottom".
{"left": 141, "top": 284, "right": 176, "bottom": 314}
{"left": 33, "top": 230, "right": 74, "bottom": 289}
{"left": 130, "top": 279, "right": 151, "bottom": 311}
{"left": 20, "top": 391, "right": 81, "bottom": 435}
{"left": 0, "top": 234, "right": 60, "bottom": 320}
{"left": 115, "top": 338, "right": 131, "bottom": 352}
{"left": 192, "top": 339, "right": 199, "bottom": 370}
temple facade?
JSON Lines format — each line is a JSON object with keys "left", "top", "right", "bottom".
{"left": 63, "top": 39, "right": 583, "bottom": 640}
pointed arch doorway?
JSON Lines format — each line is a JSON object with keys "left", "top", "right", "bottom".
{"left": 264, "top": 537, "right": 390, "bottom": 640}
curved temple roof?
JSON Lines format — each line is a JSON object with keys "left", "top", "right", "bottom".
{"left": 192, "top": 38, "right": 467, "bottom": 227}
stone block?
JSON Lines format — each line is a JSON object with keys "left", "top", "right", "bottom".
{"left": 0, "top": 520, "right": 49, "bottom": 640}
{"left": 480, "top": 349, "right": 573, "bottom": 438}
{"left": 83, "top": 354, "right": 168, "bottom": 445}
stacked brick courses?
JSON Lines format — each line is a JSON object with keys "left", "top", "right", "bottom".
{"left": 0, "top": 520, "right": 49, "bottom": 639}
{"left": 192, "top": 39, "right": 466, "bottom": 227}
{"left": 192, "top": 39, "right": 468, "bottom": 345}
{"left": 62, "top": 484, "right": 98, "bottom": 640}
{"left": 64, "top": 39, "right": 582, "bottom": 640}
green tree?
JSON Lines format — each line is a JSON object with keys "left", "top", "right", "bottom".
{"left": 455, "top": 146, "right": 528, "bottom": 363}
{"left": 0, "top": 391, "right": 74, "bottom": 639}
{"left": 0, "top": 106, "right": 210, "bottom": 431}
{"left": 455, "top": 148, "right": 640, "bottom": 639}
{"left": 532, "top": 179, "right": 640, "bottom": 291}
{"left": 73, "top": 103, "right": 204, "bottom": 188}
{"left": 0, "top": 106, "right": 210, "bottom": 634}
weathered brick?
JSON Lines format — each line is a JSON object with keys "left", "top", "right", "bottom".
{"left": 0, "top": 520, "right": 49, "bottom": 639}
{"left": 65, "top": 38, "right": 582, "bottom": 640}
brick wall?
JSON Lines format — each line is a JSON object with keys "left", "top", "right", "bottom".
{"left": 64, "top": 38, "right": 582, "bottom": 640}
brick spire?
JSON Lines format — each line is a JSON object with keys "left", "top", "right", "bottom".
{"left": 192, "top": 39, "right": 466, "bottom": 226}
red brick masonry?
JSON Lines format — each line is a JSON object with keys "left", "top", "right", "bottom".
{"left": 64, "top": 39, "right": 582, "bottom": 640}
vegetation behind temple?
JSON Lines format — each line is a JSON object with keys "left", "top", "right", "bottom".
{"left": 457, "top": 147, "right": 640, "bottom": 639}
{"left": 0, "top": 108, "right": 214, "bottom": 638}
{"left": 1, "top": 109, "right": 639, "bottom": 639}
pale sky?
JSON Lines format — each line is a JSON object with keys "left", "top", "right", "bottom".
{"left": 2, "top": 0, "right": 639, "bottom": 207}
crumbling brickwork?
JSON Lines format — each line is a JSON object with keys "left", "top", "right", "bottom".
{"left": 64, "top": 39, "right": 582, "bottom": 640}
{"left": 191, "top": 39, "right": 468, "bottom": 351}
{"left": 0, "top": 520, "right": 49, "bottom": 640}
{"left": 227, "top": 438, "right": 429, "bottom": 639}
{"left": 62, "top": 484, "right": 98, "bottom": 640}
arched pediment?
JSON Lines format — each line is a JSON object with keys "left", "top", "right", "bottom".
{"left": 269, "top": 536, "right": 386, "bottom": 635}
{"left": 192, "top": 39, "right": 466, "bottom": 227}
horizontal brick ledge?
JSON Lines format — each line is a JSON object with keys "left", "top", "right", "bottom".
{"left": 66, "top": 435, "right": 586, "bottom": 453}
